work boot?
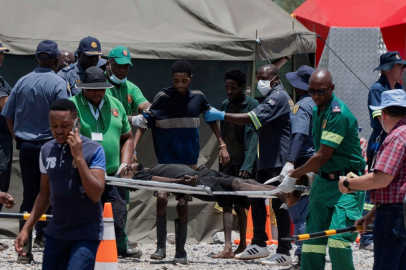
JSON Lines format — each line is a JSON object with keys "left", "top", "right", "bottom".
{"left": 173, "top": 219, "right": 188, "bottom": 265}
{"left": 150, "top": 215, "right": 167, "bottom": 260}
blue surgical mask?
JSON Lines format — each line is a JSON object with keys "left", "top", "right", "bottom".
{"left": 108, "top": 60, "right": 128, "bottom": 84}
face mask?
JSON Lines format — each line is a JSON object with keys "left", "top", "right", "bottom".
{"left": 257, "top": 76, "right": 276, "bottom": 96}
{"left": 108, "top": 60, "right": 127, "bottom": 84}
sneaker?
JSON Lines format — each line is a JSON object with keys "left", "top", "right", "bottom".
{"left": 118, "top": 248, "right": 142, "bottom": 258}
{"left": 33, "top": 236, "right": 45, "bottom": 248}
{"left": 234, "top": 244, "right": 269, "bottom": 260}
{"left": 359, "top": 243, "right": 374, "bottom": 251}
{"left": 261, "top": 253, "right": 292, "bottom": 266}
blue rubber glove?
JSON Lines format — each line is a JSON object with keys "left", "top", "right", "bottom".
{"left": 204, "top": 107, "right": 225, "bottom": 122}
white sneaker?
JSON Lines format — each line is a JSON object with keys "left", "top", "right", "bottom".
{"left": 261, "top": 253, "right": 293, "bottom": 266}
{"left": 234, "top": 244, "right": 269, "bottom": 260}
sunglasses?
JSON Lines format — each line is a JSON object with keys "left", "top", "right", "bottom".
{"left": 308, "top": 85, "right": 332, "bottom": 96}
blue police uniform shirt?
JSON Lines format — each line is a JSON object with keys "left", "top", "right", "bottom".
{"left": 147, "top": 86, "right": 211, "bottom": 165}
{"left": 0, "top": 76, "right": 12, "bottom": 134}
{"left": 39, "top": 136, "right": 105, "bottom": 240}
{"left": 290, "top": 93, "right": 316, "bottom": 159}
{"left": 1, "top": 67, "right": 70, "bottom": 141}
{"left": 247, "top": 84, "right": 292, "bottom": 170}
{"left": 367, "top": 74, "right": 403, "bottom": 155}
{"left": 58, "top": 62, "right": 85, "bottom": 96}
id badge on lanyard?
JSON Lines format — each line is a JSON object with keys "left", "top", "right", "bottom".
{"left": 88, "top": 100, "right": 104, "bottom": 141}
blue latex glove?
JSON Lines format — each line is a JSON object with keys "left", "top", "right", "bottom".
{"left": 204, "top": 107, "right": 225, "bottom": 122}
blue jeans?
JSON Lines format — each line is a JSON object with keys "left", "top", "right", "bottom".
{"left": 373, "top": 204, "right": 406, "bottom": 270}
{"left": 360, "top": 190, "right": 374, "bottom": 246}
{"left": 42, "top": 234, "right": 100, "bottom": 270}
{"left": 288, "top": 195, "right": 309, "bottom": 255}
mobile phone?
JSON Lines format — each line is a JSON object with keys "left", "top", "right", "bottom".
{"left": 72, "top": 119, "right": 78, "bottom": 133}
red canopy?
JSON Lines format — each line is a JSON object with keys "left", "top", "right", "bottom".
{"left": 292, "top": 0, "right": 406, "bottom": 65}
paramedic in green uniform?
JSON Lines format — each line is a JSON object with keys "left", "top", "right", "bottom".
{"left": 105, "top": 46, "right": 151, "bottom": 257}
{"left": 279, "top": 69, "right": 365, "bottom": 270}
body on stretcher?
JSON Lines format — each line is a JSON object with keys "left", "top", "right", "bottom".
{"left": 105, "top": 177, "right": 302, "bottom": 198}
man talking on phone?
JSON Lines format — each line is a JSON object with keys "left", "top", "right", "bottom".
{"left": 15, "top": 99, "right": 106, "bottom": 270}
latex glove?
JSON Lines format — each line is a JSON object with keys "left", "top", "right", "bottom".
{"left": 280, "top": 162, "right": 294, "bottom": 180}
{"left": 278, "top": 174, "right": 297, "bottom": 193}
{"left": 116, "top": 163, "right": 128, "bottom": 178}
{"left": 204, "top": 107, "right": 225, "bottom": 122}
{"left": 263, "top": 176, "right": 280, "bottom": 185}
{"left": 131, "top": 114, "right": 148, "bottom": 128}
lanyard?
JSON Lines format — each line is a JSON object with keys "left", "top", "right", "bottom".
{"left": 88, "top": 100, "right": 104, "bottom": 132}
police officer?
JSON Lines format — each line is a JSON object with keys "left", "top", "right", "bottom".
{"left": 105, "top": 46, "right": 151, "bottom": 257}
{"left": 204, "top": 64, "right": 294, "bottom": 266}
{"left": 56, "top": 50, "right": 75, "bottom": 72}
{"left": 58, "top": 36, "right": 103, "bottom": 95}
{"left": 272, "top": 65, "right": 315, "bottom": 268}
{"left": 280, "top": 69, "right": 365, "bottom": 270}
{"left": 362, "top": 51, "right": 406, "bottom": 250}
{"left": 0, "top": 43, "right": 13, "bottom": 212}
{"left": 2, "top": 40, "right": 69, "bottom": 262}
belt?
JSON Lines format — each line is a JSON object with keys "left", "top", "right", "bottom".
{"left": 318, "top": 169, "right": 363, "bottom": 181}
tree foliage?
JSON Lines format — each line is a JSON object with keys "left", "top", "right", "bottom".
{"left": 273, "top": 0, "right": 305, "bottom": 14}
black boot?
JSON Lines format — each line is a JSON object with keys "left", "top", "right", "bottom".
{"left": 150, "top": 215, "right": 167, "bottom": 260}
{"left": 173, "top": 219, "right": 188, "bottom": 265}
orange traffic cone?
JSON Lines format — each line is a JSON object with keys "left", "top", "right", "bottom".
{"left": 95, "top": 202, "right": 118, "bottom": 270}
{"left": 234, "top": 200, "right": 277, "bottom": 245}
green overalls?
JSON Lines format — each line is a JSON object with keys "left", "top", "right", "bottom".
{"left": 302, "top": 94, "right": 365, "bottom": 270}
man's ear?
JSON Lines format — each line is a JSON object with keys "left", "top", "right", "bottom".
{"left": 189, "top": 74, "right": 194, "bottom": 82}
{"left": 331, "top": 84, "right": 335, "bottom": 92}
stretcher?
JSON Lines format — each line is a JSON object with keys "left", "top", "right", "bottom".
{"left": 105, "top": 177, "right": 284, "bottom": 198}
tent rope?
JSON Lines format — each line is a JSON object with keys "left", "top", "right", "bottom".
{"left": 295, "top": 31, "right": 312, "bottom": 67}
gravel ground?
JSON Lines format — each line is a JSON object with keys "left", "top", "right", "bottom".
{"left": 0, "top": 239, "right": 374, "bottom": 269}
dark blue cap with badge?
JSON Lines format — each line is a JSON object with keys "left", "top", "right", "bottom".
{"left": 286, "top": 65, "right": 315, "bottom": 91}
{"left": 36, "top": 40, "right": 59, "bottom": 59}
{"left": 374, "top": 51, "right": 406, "bottom": 71}
{"left": 0, "top": 42, "right": 9, "bottom": 53}
{"left": 78, "top": 36, "right": 103, "bottom": 56}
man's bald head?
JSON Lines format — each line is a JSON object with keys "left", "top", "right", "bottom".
{"left": 57, "top": 51, "right": 75, "bottom": 72}
{"left": 308, "top": 69, "right": 335, "bottom": 109}
{"left": 309, "top": 69, "right": 333, "bottom": 86}
{"left": 258, "top": 64, "right": 279, "bottom": 77}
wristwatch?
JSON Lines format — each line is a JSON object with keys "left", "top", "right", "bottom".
{"left": 343, "top": 177, "right": 351, "bottom": 190}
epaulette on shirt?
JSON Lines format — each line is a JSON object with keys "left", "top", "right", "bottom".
{"left": 331, "top": 100, "right": 341, "bottom": 114}
{"left": 61, "top": 63, "right": 75, "bottom": 72}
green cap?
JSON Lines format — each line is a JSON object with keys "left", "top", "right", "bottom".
{"left": 108, "top": 46, "right": 132, "bottom": 66}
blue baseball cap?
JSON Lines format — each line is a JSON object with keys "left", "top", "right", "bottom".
{"left": 286, "top": 65, "right": 315, "bottom": 91}
{"left": 374, "top": 51, "right": 406, "bottom": 71}
{"left": 370, "top": 89, "right": 406, "bottom": 111}
{"left": 78, "top": 36, "right": 103, "bottom": 56}
{"left": 36, "top": 40, "right": 59, "bottom": 59}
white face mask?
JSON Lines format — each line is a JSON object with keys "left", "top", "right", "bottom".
{"left": 257, "top": 76, "right": 276, "bottom": 96}
{"left": 108, "top": 60, "right": 128, "bottom": 84}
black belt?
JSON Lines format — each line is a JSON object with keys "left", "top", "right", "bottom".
{"left": 318, "top": 169, "right": 363, "bottom": 181}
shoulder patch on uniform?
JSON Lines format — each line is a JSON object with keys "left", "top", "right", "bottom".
{"left": 127, "top": 94, "right": 133, "bottom": 103}
{"left": 292, "top": 104, "right": 300, "bottom": 115}
{"left": 268, "top": 98, "right": 276, "bottom": 105}
{"left": 331, "top": 100, "right": 341, "bottom": 114}
{"left": 62, "top": 63, "right": 75, "bottom": 72}
{"left": 322, "top": 119, "right": 327, "bottom": 129}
